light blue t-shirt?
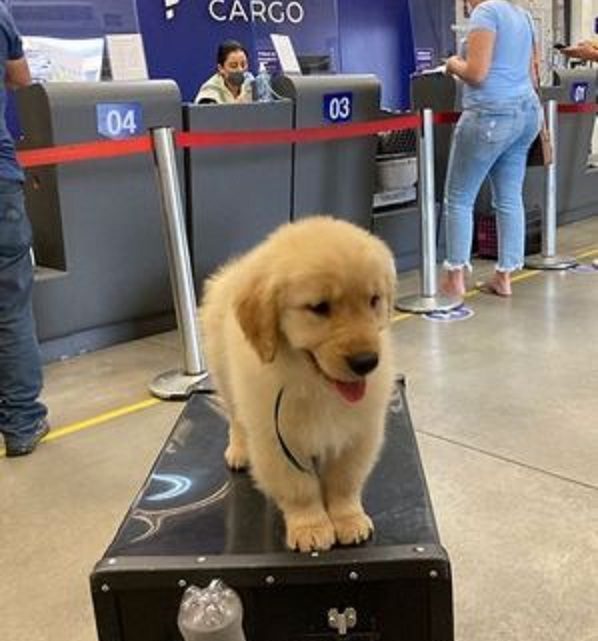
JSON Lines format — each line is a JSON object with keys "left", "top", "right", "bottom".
{"left": 462, "top": 0, "right": 535, "bottom": 109}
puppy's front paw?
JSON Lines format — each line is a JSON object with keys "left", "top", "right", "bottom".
{"left": 330, "top": 510, "right": 373, "bottom": 546}
{"left": 224, "top": 442, "right": 249, "bottom": 471}
{"left": 286, "top": 514, "right": 335, "bottom": 552}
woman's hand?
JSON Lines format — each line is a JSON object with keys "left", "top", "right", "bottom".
{"left": 563, "top": 41, "right": 598, "bottom": 62}
{"left": 445, "top": 55, "right": 460, "bottom": 75}
{"left": 445, "top": 31, "right": 494, "bottom": 85}
{"left": 445, "top": 55, "right": 467, "bottom": 79}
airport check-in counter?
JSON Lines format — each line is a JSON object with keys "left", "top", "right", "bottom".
{"left": 544, "top": 69, "right": 598, "bottom": 224}
{"left": 274, "top": 74, "right": 381, "bottom": 229}
{"left": 370, "top": 73, "right": 454, "bottom": 272}
{"left": 183, "top": 100, "right": 293, "bottom": 291}
{"left": 17, "top": 81, "right": 182, "bottom": 361}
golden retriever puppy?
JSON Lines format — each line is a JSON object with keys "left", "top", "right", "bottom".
{"left": 200, "top": 216, "right": 397, "bottom": 552}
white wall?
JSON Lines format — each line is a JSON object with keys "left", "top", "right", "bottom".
{"left": 570, "top": 0, "right": 598, "bottom": 43}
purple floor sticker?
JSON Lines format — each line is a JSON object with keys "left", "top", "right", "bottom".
{"left": 569, "top": 263, "right": 598, "bottom": 274}
{"left": 423, "top": 305, "right": 475, "bottom": 323}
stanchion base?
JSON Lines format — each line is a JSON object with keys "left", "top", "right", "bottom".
{"left": 149, "top": 369, "right": 211, "bottom": 401}
{"left": 525, "top": 254, "right": 577, "bottom": 270}
{"left": 593, "top": 259, "right": 598, "bottom": 269}
{"left": 395, "top": 294, "right": 463, "bottom": 314}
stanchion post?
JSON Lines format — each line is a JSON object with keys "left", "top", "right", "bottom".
{"left": 396, "top": 109, "right": 462, "bottom": 313}
{"left": 525, "top": 99, "right": 576, "bottom": 270}
{"left": 149, "top": 127, "right": 210, "bottom": 400}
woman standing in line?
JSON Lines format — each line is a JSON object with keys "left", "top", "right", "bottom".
{"left": 441, "top": 0, "right": 542, "bottom": 297}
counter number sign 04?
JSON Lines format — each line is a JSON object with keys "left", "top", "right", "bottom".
{"left": 96, "top": 103, "right": 144, "bottom": 140}
{"left": 323, "top": 92, "right": 353, "bottom": 123}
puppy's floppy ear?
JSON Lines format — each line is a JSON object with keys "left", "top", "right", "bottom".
{"left": 234, "top": 275, "right": 279, "bottom": 363}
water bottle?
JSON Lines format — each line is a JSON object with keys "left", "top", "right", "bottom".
{"left": 254, "top": 62, "right": 272, "bottom": 103}
{"left": 242, "top": 71, "right": 255, "bottom": 100}
{"left": 178, "top": 580, "right": 246, "bottom": 641}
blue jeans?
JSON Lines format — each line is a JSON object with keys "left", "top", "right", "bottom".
{"left": 0, "top": 178, "right": 47, "bottom": 449}
{"left": 444, "top": 95, "right": 542, "bottom": 272}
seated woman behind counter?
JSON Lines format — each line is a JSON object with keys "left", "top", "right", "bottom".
{"left": 195, "top": 40, "right": 252, "bottom": 105}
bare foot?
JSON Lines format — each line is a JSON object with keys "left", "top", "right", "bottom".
{"left": 440, "top": 269, "right": 466, "bottom": 297}
{"left": 478, "top": 273, "right": 512, "bottom": 297}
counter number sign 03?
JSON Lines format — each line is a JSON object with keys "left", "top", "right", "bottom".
{"left": 323, "top": 92, "right": 353, "bottom": 123}
{"left": 96, "top": 103, "right": 144, "bottom": 140}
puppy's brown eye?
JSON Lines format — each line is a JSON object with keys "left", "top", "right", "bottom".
{"left": 370, "top": 294, "right": 381, "bottom": 309}
{"left": 308, "top": 301, "right": 331, "bottom": 317}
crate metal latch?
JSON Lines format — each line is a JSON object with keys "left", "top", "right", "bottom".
{"left": 327, "top": 608, "right": 357, "bottom": 636}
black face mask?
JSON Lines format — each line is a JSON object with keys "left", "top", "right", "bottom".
{"left": 226, "top": 71, "right": 245, "bottom": 88}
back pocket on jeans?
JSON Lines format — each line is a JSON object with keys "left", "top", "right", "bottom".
{"left": 476, "top": 112, "right": 515, "bottom": 145}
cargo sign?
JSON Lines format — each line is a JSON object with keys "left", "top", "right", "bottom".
{"left": 96, "top": 102, "right": 144, "bottom": 139}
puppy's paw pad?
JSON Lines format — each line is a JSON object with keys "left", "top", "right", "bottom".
{"left": 332, "top": 512, "right": 374, "bottom": 545}
{"left": 224, "top": 443, "right": 249, "bottom": 471}
{"left": 286, "top": 518, "right": 335, "bottom": 552}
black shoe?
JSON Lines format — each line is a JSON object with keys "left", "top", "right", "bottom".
{"left": 5, "top": 419, "right": 50, "bottom": 458}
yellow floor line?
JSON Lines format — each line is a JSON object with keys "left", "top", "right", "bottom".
{"left": 2, "top": 244, "right": 596, "bottom": 455}
{"left": 0, "top": 397, "right": 161, "bottom": 458}
{"left": 575, "top": 247, "right": 598, "bottom": 259}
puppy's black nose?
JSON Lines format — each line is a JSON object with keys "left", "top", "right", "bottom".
{"left": 347, "top": 352, "right": 379, "bottom": 376}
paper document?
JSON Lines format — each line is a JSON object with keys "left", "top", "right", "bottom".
{"left": 23, "top": 36, "right": 104, "bottom": 83}
{"left": 105, "top": 34, "right": 149, "bottom": 81}
{"left": 418, "top": 64, "right": 447, "bottom": 76}
{"left": 270, "top": 34, "right": 301, "bottom": 74}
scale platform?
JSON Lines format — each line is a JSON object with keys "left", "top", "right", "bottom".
{"left": 91, "top": 377, "right": 453, "bottom": 641}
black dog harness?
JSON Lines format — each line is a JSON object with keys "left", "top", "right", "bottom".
{"left": 274, "top": 387, "right": 318, "bottom": 476}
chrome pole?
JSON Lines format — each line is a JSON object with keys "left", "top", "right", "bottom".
{"left": 421, "top": 107, "right": 438, "bottom": 298}
{"left": 396, "top": 109, "right": 462, "bottom": 313}
{"left": 525, "top": 99, "right": 576, "bottom": 270}
{"left": 544, "top": 98, "right": 558, "bottom": 257}
{"left": 149, "top": 127, "right": 210, "bottom": 399}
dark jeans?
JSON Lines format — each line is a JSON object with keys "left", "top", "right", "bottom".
{"left": 0, "top": 178, "right": 47, "bottom": 448}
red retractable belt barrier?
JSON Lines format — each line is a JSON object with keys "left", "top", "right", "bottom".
{"left": 14, "top": 103, "right": 596, "bottom": 169}
{"left": 433, "top": 112, "right": 461, "bottom": 124}
{"left": 17, "top": 136, "right": 153, "bottom": 169}
{"left": 558, "top": 103, "right": 598, "bottom": 114}
{"left": 178, "top": 113, "right": 422, "bottom": 148}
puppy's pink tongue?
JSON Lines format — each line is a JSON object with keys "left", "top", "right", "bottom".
{"left": 335, "top": 380, "right": 366, "bottom": 403}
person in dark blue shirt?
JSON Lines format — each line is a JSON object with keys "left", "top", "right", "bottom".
{"left": 0, "top": 4, "right": 49, "bottom": 457}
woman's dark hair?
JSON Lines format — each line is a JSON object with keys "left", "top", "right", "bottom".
{"left": 217, "top": 40, "right": 248, "bottom": 66}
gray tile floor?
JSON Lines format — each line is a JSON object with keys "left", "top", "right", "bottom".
{"left": 1, "top": 216, "right": 597, "bottom": 641}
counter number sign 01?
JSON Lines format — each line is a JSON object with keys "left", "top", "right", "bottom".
{"left": 96, "top": 103, "right": 144, "bottom": 140}
{"left": 570, "top": 82, "right": 589, "bottom": 104}
{"left": 323, "top": 92, "right": 353, "bottom": 123}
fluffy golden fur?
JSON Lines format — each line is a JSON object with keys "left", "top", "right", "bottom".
{"left": 199, "top": 216, "right": 397, "bottom": 551}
